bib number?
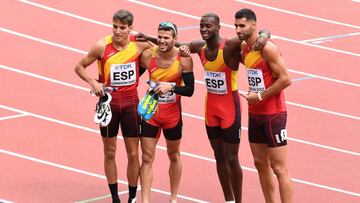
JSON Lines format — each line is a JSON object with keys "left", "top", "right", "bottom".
{"left": 110, "top": 62, "right": 137, "bottom": 86}
{"left": 205, "top": 71, "right": 227, "bottom": 94}
{"left": 247, "top": 69, "right": 265, "bottom": 92}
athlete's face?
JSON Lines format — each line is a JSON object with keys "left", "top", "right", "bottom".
{"left": 112, "top": 19, "right": 132, "bottom": 43}
{"left": 200, "top": 16, "right": 220, "bottom": 40}
{"left": 235, "top": 18, "right": 255, "bottom": 41}
{"left": 157, "top": 30, "right": 176, "bottom": 52}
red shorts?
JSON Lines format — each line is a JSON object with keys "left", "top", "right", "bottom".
{"left": 141, "top": 102, "right": 182, "bottom": 140}
{"left": 205, "top": 91, "right": 241, "bottom": 143}
{"left": 100, "top": 89, "right": 141, "bottom": 138}
{"left": 248, "top": 112, "right": 288, "bottom": 147}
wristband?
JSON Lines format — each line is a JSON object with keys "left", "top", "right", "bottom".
{"left": 257, "top": 92, "right": 263, "bottom": 101}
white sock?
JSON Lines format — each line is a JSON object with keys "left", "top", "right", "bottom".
{"left": 225, "top": 201, "right": 235, "bottom": 203}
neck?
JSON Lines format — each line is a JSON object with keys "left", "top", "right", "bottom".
{"left": 245, "top": 32, "right": 258, "bottom": 47}
{"left": 206, "top": 35, "right": 222, "bottom": 50}
{"left": 112, "top": 35, "right": 130, "bottom": 49}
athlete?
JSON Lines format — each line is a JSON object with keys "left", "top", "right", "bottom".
{"left": 75, "top": 9, "right": 153, "bottom": 203}
{"left": 139, "top": 21, "right": 194, "bottom": 203}
{"left": 236, "top": 8, "right": 293, "bottom": 203}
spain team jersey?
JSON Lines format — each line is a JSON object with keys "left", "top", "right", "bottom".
{"left": 242, "top": 42, "right": 287, "bottom": 114}
{"left": 97, "top": 34, "right": 140, "bottom": 92}
{"left": 148, "top": 47, "right": 182, "bottom": 104}
{"left": 200, "top": 39, "right": 238, "bottom": 95}
{"left": 200, "top": 39, "right": 240, "bottom": 129}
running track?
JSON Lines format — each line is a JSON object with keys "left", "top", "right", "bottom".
{"left": 0, "top": 0, "right": 359, "bottom": 202}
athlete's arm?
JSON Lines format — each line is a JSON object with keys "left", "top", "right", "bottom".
{"left": 223, "top": 37, "right": 242, "bottom": 70}
{"left": 75, "top": 39, "right": 105, "bottom": 96}
{"left": 139, "top": 48, "right": 152, "bottom": 69}
{"left": 259, "top": 41, "right": 291, "bottom": 100}
{"left": 173, "top": 56, "right": 194, "bottom": 97}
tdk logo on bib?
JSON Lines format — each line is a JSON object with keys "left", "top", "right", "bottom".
{"left": 205, "top": 71, "right": 227, "bottom": 94}
{"left": 247, "top": 69, "right": 265, "bottom": 92}
{"left": 110, "top": 62, "right": 137, "bottom": 86}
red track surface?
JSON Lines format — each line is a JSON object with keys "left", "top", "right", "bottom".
{"left": 1, "top": 0, "right": 359, "bottom": 202}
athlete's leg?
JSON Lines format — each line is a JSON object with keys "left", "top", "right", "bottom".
{"left": 123, "top": 137, "right": 140, "bottom": 191}
{"left": 209, "top": 138, "right": 234, "bottom": 201}
{"left": 250, "top": 143, "right": 276, "bottom": 203}
{"left": 223, "top": 142, "right": 242, "bottom": 203}
{"left": 140, "top": 136, "right": 158, "bottom": 203}
{"left": 268, "top": 146, "right": 293, "bottom": 203}
{"left": 102, "top": 136, "right": 118, "bottom": 183}
{"left": 165, "top": 139, "right": 182, "bottom": 202}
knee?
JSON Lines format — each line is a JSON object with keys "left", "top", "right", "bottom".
{"left": 253, "top": 159, "right": 270, "bottom": 172}
{"left": 142, "top": 151, "right": 155, "bottom": 165}
{"left": 104, "top": 148, "right": 116, "bottom": 160}
{"left": 127, "top": 150, "right": 139, "bottom": 162}
{"left": 270, "top": 163, "right": 288, "bottom": 177}
{"left": 226, "top": 153, "right": 240, "bottom": 168}
{"left": 167, "top": 150, "right": 181, "bottom": 163}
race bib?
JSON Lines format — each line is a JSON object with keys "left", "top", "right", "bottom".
{"left": 204, "top": 71, "right": 227, "bottom": 94}
{"left": 158, "top": 82, "right": 176, "bottom": 104}
{"left": 110, "top": 62, "right": 137, "bottom": 86}
{"left": 247, "top": 68, "right": 265, "bottom": 92}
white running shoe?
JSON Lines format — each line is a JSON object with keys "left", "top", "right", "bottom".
{"left": 93, "top": 93, "right": 112, "bottom": 127}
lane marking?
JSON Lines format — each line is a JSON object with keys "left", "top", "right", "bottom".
{"left": 17, "top": 0, "right": 360, "bottom": 57}
{"left": 125, "top": 0, "right": 360, "bottom": 57}
{"left": 1, "top": 143, "right": 359, "bottom": 197}
{"left": 0, "top": 199, "right": 14, "bottom": 203}
{"left": 0, "top": 149, "right": 209, "bottom": 203}
{"left": 1, "top": 27, "right": 359, "bottom": 88}
{"left": 292, "top": 76, "right": 314, "bottom": 82}
{"left": 76, "top": 190, "right": 129, "bottom": 203}
{"left": 235, "top": 0, "right": 360, "bottom": 29}
{"left": 302, "top": 32, "right": 360, "bottom": 43}
{"left": 0, "top": 113, "right": 28, "bottom": 121}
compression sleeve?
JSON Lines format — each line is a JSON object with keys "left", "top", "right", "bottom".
{"left": 139, "top": 65, "right": 147, "bottom": 76}
{"left": 173, "top": 72, "right": 194, "bottom": 97}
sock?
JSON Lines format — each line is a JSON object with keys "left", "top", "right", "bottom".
{"left": 108, "top": 183, "right": 120, "bottom": 202}
{"left": 128, "top": 185, "right": 137, "bottom": 201}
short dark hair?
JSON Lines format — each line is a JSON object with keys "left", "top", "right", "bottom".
{"left": 113, "top": 9, "right": 134, "bottom": 26}
{"left": 202, "top": 13, "right": 220, "bottom": 25}
{"left": 158, "top": 21, "right": 178, "bottom": 37}
{"left": 235, "top": 8, "right": 256, "bottom": 22}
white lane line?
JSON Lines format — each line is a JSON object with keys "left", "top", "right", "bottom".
{"left": 0, "top": 27, "right": 86, "bottom": 55}
{"left": 301, "top": 32, "right": 360, "bottom": 43}
{"left": 0, "top": 149, "right": 208, "bottom": 203}
{"left": 1, "top": 27, "right": 359, "bottom": 89}
{"left": 18, "top": 0, "right": 360, "bottom": 57}
{"left": 0, "top": 111, "right": 360, "bottom": 196}
{"left": 0, "top": 199, "right": 14, "bottom": 203}
{"left": 0, "top": 113, "right": 28, "bottom": 121}
{"left": 125, "top": 0, "right": 360, "bottom": 57}
{"left": 235, "top": 0, "right": 360, "bottom": 30}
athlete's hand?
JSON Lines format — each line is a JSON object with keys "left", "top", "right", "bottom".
{"left": 154, "top": 83, "right": 172, "bottom": 95}
{"left": 239, "top": 91, "right": 259, "bottom": 104}
{"left": 135, "top": 32, "right": 148, "bottom": 41}
{"left": 90, "top": 80, "right": 105, "bottom": 97}
{"left": 179, "top": 45, "right": 190, "bottom": 57}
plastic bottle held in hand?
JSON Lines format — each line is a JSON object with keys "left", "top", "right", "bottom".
{"left": 138, "top": 81, "right": 159, "bottom": 119}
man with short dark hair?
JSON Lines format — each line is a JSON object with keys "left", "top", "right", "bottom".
{"left": 139, "top": 21, "right": 194, "bottom": 203}
{"left": 75, "top": 9, "right": 153, "bottom": 203}
{"left": 236, "top": 8, "right": 293, "bottom": 203}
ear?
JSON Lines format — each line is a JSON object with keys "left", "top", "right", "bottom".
{"left": 217, "top": 24, "right": 221, "bottom": 30}
{"left": 129, "top": 25, "right": 134, "bottom": 30}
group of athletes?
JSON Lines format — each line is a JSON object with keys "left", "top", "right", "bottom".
{"left": 75, "top": 8, "right": 293, "bottom": 203}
